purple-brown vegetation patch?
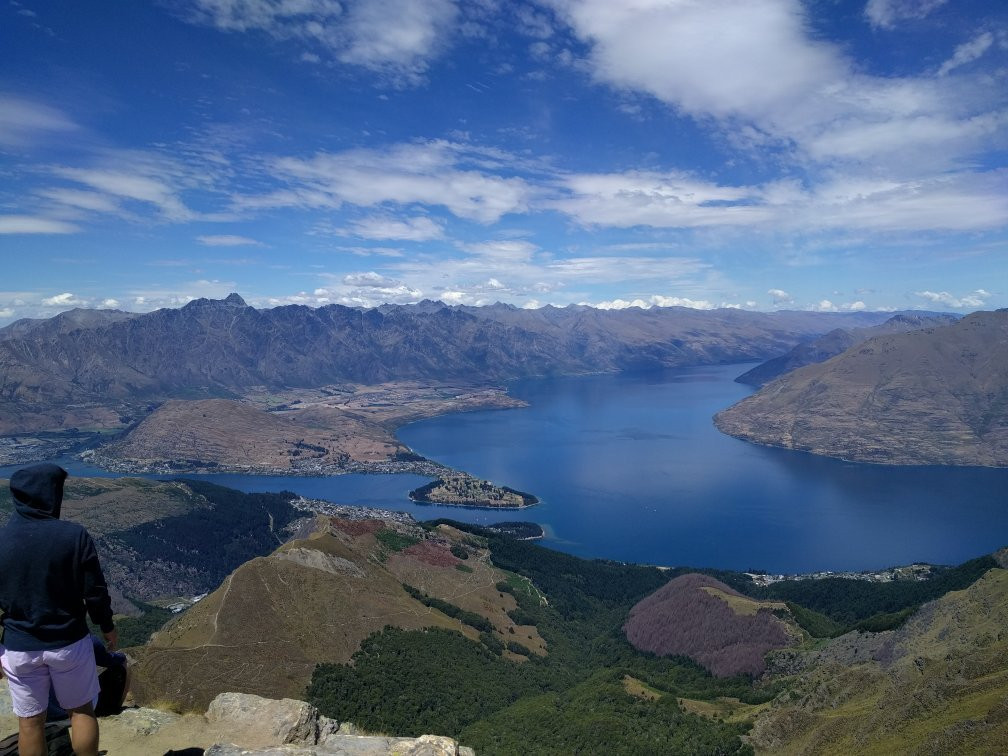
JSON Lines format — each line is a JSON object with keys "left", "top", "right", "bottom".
{"left": 623, "top": 573, "right": 795, "bottom": 678}
{"left": 401, "top": 541, "right": 461, "bottom": 567}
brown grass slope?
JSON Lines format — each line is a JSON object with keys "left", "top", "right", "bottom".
{"left": 97, "top": 398, "right": 407, "bottom": 472}
{"left": 750, "top": 568, "right": 1008, "bottom": 754}
{"left": 715, "top": 309, "right": 1008, "bottom": 465}
{"left": 623, "top": 573, "right": 799, "bottom": 678}
{"left": 130, "top": 517, "right": 544, "bottom": 712}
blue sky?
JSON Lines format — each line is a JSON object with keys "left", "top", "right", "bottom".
{"left": 1, "top": 0, "right": 1006, "bottom": 323}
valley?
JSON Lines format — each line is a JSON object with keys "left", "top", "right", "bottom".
{"left": 2, "top": 300, "right": 1008, "bottom": 754}
{"left": 2, "top": 474, "right": 1005, "bottom": 754}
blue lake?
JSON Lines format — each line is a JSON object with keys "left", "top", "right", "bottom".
{"left": 4, "top": 364, "right": 1007, "bottom": 573}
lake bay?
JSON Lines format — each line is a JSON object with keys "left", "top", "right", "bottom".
{"left": 398, "top": 364, "right": 1008, "bottom": 573}
{"left": 4, "top": 364, "right": 1006, "bottom": 573}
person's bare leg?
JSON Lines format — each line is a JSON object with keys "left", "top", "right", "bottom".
{"left": 16, "top": 712, "right": 46, "bottom": 756}
{"left": 120, "top": 666, "right": 131, "bottom": 708}
{"left": 68, "top": 702, "right": 98, "bottom": 756}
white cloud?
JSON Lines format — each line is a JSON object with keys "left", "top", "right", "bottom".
{"left": 814, "top": 299, "right": 838, "bottom": 312}
{"left": 439, "top": 290, "right": 472, "bottom": 305}
{"left": 845, "top": 300, "right": 867, "bottom": 311}
{"left": 914, "top": 288, "right": 991, "bottom": 309}
{"left": 0, "top": 216, "right": 80, "bottom": 234}
{"left": 938, "top": 32, "right": 994, "bottom": 77}
{"left": 0, "top": 95, "right": 77, "bottom": 146}
{"left": 342, "top": 271, "right": 400, "bottom": 288}
{"left": 196, "top": 234, "right": 264, "bottom": 246}
{"left": 321, "top": 271, "right": 425, "bottom": 305}
{"left": 127, "top": 280, "right": 240, "bottom": 311}
{"left": 339, "top": 0, "right": 457, "bottom": 76}
{"left": 592, "top": 295, "right": 716, "bottom": 310}
{"left": 348, "top": 215, "right": 444, "bottom": 240}
{"left": 551, "top": 171, "right": 771, "bottom": 228}
{"left": 549, "top": 0, "right": 999, "bottom": 173}
{"left": 37, "top": 188, "right": 122, "bottom": 214}
{"left": 243, "top": 141, "right": 534, "bottom": 223}
{"left": 0, "top": 308, "right": 13, "bottom": 319}
{"left": 183, "top": 0, "right": 457, "bottom": 81}
{"left": 768, "top": 288, "right": 793, "bottom": 304}
{"left": 100, "top": 298, "right": 121, "bottom": 308}
{"left": 551, "top": 168, "right": 1008, "bottom": 233}
{"left": 865, "top": 0, "right": 947, "bottom": 30}
{"left": 332, "top": 245, "right": 406, "bottom": 257}
{"left": 41, "top": 292, "right": 88, "bottom": 307}
{"left": 52, "top": 166, "right": 194, "bottom": 222}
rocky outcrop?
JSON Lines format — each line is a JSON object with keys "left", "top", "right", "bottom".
{"left": 206, "top": 694, "right": 335, "bottom": 747}
{"left": 0, "top": 690, "right": 472, "bottom": 756}
{"left": 204, "top": 734, "right": 471, "bottom": 755}
{"left": 201, "top": 693, "right": 474, "bottom": 756}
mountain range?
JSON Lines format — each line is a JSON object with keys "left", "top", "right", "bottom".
{"left": 0, "top": 295, "right": 892, "bottom": 434}
{"left": 716, "top": 310, "right": 1008, "bottom": 466}
{"left": 733, "top": 311, "right": 960, "bottom": 387}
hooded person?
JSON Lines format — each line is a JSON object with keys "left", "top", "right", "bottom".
{"left": 0, "top": 464, "right": 116, "bottom": 756}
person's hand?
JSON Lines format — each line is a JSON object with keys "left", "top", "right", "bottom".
{"left": 104, "top": 629, "right": 118, "bottom": 651}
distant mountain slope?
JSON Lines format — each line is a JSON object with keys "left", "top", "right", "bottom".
{"left": 735, "top": 311, "right": 959, "bottom": 387}
{"left": 131, "top": 517, "right": 545, "bottom": 711}
{"left": 750, "top": 567, "right": 1008, "bottom": 753}
{"left": 623, "top": 573, "right": 799, "bottom": 677}
{"left": 0, "top": 477, "right": 301, "bottom": 604}
{"left": 715, "top": 310, "right": 1008, "bottom": 465}
{"left": 0, "top": 295, "right": 892, "bottom": 433}
{"left": 0, "top": 307, "right": 138, "bottom": 341}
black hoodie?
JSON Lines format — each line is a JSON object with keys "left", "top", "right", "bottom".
{"left": 0, "top": 464, "right": 114, "bottom": 651}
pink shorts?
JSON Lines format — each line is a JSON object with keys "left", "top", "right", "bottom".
{"left": 0, "top": 636, "right": 99, "bottom": 718}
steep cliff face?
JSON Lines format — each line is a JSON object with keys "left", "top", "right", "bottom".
{"left": 716, "top": 310, "right": 1008, "bottom": 466}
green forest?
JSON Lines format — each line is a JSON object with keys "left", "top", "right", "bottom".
{"left": 308, "top": 520, "right": 999, "bottom": 754}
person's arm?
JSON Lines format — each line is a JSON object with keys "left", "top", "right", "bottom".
{"left": 79, "top": 530, "right": 116, "bottom": 647}
{"left": 90, "top": 635, "right": 125, "bottom": 667}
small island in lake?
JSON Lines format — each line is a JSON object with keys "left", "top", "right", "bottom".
{"left": 484, "top": 521, "right": 545, "bottom": 540}
{"left": 409, "top": 473, "right": 539, "bottom": 508}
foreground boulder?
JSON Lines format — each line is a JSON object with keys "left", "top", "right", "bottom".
{"left": 0, "top": 690, "right": 471, "bottom": 756}
{"left": 202, "top": 693, "right": 473, "bottom": 756}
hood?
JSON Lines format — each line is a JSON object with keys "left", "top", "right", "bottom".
{"left": 10, "top": 463, "right": 68, "bottom": 520}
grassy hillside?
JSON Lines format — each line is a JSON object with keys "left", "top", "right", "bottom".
{"left": 131, "top": 518, "right": 547, "bottom": 711}
{"left": 749, "top": 568, "right": 1008, "bottom": 753}
{"left": 306, "top": 522, "right": 1003, "bottom": 754}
